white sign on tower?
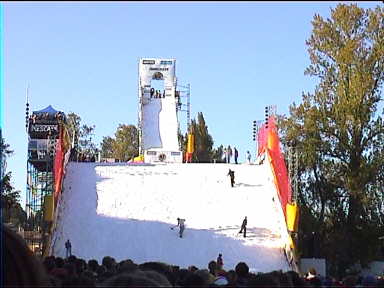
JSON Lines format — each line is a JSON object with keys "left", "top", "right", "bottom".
{"left": 138, "top": 58, "right": 182, "bottom": 163}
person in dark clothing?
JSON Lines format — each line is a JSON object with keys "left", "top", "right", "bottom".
{"left": 234, "top": 147, "right": 239, "bottom": 164}
{"left": 65, "top": 239, "right": 72, "bottom": 258}
{"left": 239, "top": 216, "right": 247, "bottom": 238}
{"left": 227, "top": 169, "right": 235, "bottom": 187}
{"left": 172, "top": 218, "right": 186, "bottom": 238}
{"left": 216, "top": 254, "right": 223, "bottom": 270}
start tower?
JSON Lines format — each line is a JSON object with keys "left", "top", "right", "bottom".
{"left": 138, "top": 58, "right": 182, "bottom": 163}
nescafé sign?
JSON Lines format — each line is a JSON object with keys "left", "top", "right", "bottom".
{"left": 31, "top": 124, "right": 59, "bottom": 132}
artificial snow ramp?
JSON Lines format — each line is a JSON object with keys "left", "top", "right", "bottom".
{"left": 50, "top": 161, "right": 291, "bottom": 273}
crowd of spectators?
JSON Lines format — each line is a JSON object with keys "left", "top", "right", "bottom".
{"left": 3, "top": 225, "right": 384, "bottom": 287}
{"left": 31, "top": 111, "right": 65, "bottom": 124}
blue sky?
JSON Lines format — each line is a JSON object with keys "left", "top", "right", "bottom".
{"left": 3, "top": 1, "right": 382, "bottom": 207}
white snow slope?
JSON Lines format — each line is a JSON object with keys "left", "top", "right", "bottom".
{"left": 50, "top": 159, "right": 291, "bottom": 273}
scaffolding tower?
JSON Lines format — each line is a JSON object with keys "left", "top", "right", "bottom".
{"left": 25, "top": 104, "right": 65, "bottom": 256}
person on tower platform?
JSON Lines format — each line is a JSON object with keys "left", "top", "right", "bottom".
{"left": 234, "top": 147, "right": 239, "bottom": 164}
{"left": 227, "top": 145, "right": 233, "bottom": 163}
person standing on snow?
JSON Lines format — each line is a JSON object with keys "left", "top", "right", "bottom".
{"left": 217, "top": 253, "right": 224, "bottom": 270}
{"left": 65, "top": 239, "right": 72, "bottom": 258}
{"left": 175, "top": 217, "right": 186, "bottom": 238}
{"left": 227, "top": 145, "right": 233, "bottom": 163}
{"left": 227, "top": 169, "right": 235, "bottom": 187}
{"left": 246, "top": 151, "right": 251, "bottom": 164}
{"left": 234, "top": 147, "right": 239, "bottom": 164}
{"left": 239, "top": 216, "right": 247, "bottom": 238}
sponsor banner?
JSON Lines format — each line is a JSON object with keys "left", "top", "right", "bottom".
{"left": 31, "top": 124, "right": 59, "bottom": 132}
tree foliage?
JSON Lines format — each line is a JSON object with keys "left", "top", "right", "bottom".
{"left": 100, "top": 124, "right": 139, "bottom": 162}
{"left": 279, "top": 4, "right": 384, "bottom": 276}
{"left": 0, "top": 138, "right": 25, "bottom": 225}
{"left": 66, "top": 112, "right": 98, "bottom": 157}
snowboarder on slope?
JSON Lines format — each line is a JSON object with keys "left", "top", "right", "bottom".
{"left": 227, "top": 169, "right": 235, "bottom": 187}
{"left": 65, "top": 239, "right": 72, "bottom": 258}
{"left": 239, "top": 216, "right": 247, "bottom": 238}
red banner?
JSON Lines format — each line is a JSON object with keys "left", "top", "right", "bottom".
{"left": 258, "top": 116, "right": 292, "bottom": 219}
{"left": 53, "top": 127, "right": 64, "bottom": 204}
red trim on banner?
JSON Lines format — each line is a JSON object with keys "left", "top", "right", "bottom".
{"left": 258, "top": 116, "right": 292, "bottom": 220}
{"left": 54, "top": 127, "right": 64, "bottom": 204}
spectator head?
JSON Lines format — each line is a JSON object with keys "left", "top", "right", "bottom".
{"left": 195, "top": 269, "right": 215, "bottom": 286}
{"left": 3, "top": 224, "right": 50, "bottom": 287}
{"left": 285, "top": 270, "right": 306, "bottom": 287}
{"left": 208, "top": 260, "right": 217, "bottom": 275}
{"left": 87, "top": 259, "right": 99, "bottom": 272}
{"left": 182, "top": 272, "right": 206, "bottom": 287}
{"left": 54, "top": 257, "right": 65, "bottom": 268}
{"left": 226, "top": 269, "right": 237, "bottom": 285}
{"left": 140, "top": 270, "right": 172, "bottom": 287}
{"left": 247, "top": 273, "right": 280, "bottom": 287}
{"left": 235, "top": 262, "right": 249, "bottom": 278}
{"left": 43, "top": 256, "right": 56, "bottom": 273}
{"left": 102, "top": 256, "right": 116, "bottom": 271}
{"left": 101, "top": 271, "right": 162, "bottom": 287}
{"left": 307, "top": 267, "right": 317, "bottom": 278}
{"left": 139, "top": 261, "right": 174, "bottom": 285}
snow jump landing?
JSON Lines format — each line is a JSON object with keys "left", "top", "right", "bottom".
{"left": 50, "top": 161, "right": 291, "bottom": 272}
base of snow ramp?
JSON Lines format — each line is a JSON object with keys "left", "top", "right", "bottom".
{"left": 50, "top": 160, "right": 291, "bottom": 272}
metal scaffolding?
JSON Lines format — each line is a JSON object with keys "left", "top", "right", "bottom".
{"left": 25, "top": 104, "right": 63, "bottom": 256}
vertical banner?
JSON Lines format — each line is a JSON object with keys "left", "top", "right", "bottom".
{"left": 258, "top": 116, "right": 292, "bottom": 220}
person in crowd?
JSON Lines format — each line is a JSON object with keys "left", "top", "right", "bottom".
{"left": 235, "top": 262, "right": 250, "bottom": 287}
{"left": 239, "top": 216, "right": 247, "bottom": 238}
{"left": 3, "top": 224, "right": 50, "bottom": 287}
{"left": 65, "top": 239, "right": 72, "bottom": 258}
{"left": 101, "top": 270, "right": 168, "bottom": 287}
{"left": 246, "top": 150, "right": 251, "bottom": 164}
{"left": 208, "top": 260, "right": 217, "bottom": 277}
{"left": 227, "top": 145, "right": 233, "bottom": 163}
{"left": 227, "top": 169, "right": 235, "bottom": 187}
{"left": 234, "top": 147, "right": 239, "bottom": 164}
{"left": 216, "top": 253, "right": 223, "bottom": 270}
{"left": 222, "top": 148, "right": 227, "bottom": 163}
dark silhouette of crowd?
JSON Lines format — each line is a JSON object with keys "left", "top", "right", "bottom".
{"left": 30, "top": 111, "right": 65, "bottom": 124}
{"left": 3, "top": 224, "right": 384, "bottom": 287}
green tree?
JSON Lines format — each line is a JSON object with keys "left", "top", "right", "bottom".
{"left": 189, "top": 112, "right": 214, "bottom": 162}
{"left": 280, "top": 4, "right": 384, "bottom": 277}
{"left": 100, "top": 124, "right": 139, "bottom": 162}
{"left": 66, "top": 112, "right": 98, "bottom": 157}
{"left": 212, "top": 145, "right": 226, "bottom": 163}
{"left": 100, "top": 136, "right": 115, "bottom": 158}
{"left": 112, "top": 124, "right": 139, "bottom": 161}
